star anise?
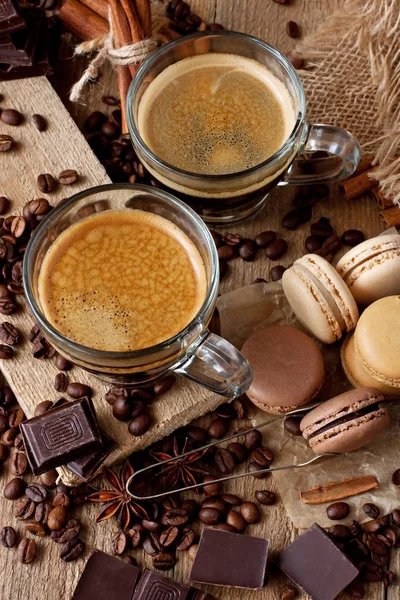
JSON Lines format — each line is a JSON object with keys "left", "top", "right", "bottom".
{"left": 88, "top": 461, "right": 149, "bottom": 530}
{"left": 150, "top": 437, "right": 210, "bottom": 491}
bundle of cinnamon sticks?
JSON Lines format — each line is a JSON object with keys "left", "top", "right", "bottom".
{"left": 340, "top": 157, "right": 400, "bottom": 228}
{"left": 60, "top": 0, "right": 152, "bottom": 133}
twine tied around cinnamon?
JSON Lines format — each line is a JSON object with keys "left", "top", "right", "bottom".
{"left": 69, "top": 2, "right": 168, "bottom": 103}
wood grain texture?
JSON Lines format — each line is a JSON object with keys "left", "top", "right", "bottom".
{"left": 0, "top": 1, "right": 388, "bottom": 599}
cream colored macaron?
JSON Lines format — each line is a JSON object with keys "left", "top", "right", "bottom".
{"left": 354, "top": 296, "right": 400, "bottom": 388}
{"left": 282, "top": 254, "right": 359, "bottom": 344}
{"left": 336, "top": 234, "right": 400, "bottom": 306}
{"left": 340, "top": 333, "right": 399, "bottom": 395}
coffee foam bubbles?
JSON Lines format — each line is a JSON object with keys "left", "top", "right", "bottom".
{"left": 38, "top": 210, "right": 207, "bottom": 352}
{"left": 138, "top": 53, "right": 295, "bottom": 176}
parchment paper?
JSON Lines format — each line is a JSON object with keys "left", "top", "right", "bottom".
{"left": 216, "top": 269, "right": 400, "bottom": 529}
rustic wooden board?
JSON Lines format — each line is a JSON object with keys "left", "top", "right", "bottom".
{"left": 0, "top": 1, "right": 388, "bottom": 599}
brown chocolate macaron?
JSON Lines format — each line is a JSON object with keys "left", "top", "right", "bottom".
{"left": 300, "top": 387, "right": 390, "bottom": 454}
{"left": 241, "top": 325, "right": 325, "bottom": 414}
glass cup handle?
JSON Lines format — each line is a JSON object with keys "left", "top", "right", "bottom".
{"left": 174, "top": 331, "right": 253, "bottom": 398}
{"left": 281, "top": 123, "right": 361, "bottom": 185}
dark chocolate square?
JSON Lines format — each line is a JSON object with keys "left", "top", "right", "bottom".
{"left": 67, "top": 431, "right": 116, "bottom": 481}
{"left": 190, "top": 528, "right": 268, "bottom": 590}
{"left": 20, "top": 397, "right": 102, "bottom": 475}
{"left": 277, "top": 523, "right": 359, "bottom": 600}
{"left": 0, "top": 0, "right": 25, "bottom": 33}
{"left": 71, "top": 550, "right": 140, "bottom": 600}
{"left": 133, "top": 569, "right": 212, "bottom": 600}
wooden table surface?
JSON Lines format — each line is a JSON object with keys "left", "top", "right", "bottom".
{"left": 0, "top": 1, "right": 397, "bottom": 599}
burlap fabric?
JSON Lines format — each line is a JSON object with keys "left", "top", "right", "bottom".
{"left": 296, "top": 0, "right": 400, "bottom": 204}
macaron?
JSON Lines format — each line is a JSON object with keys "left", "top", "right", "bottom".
{"left": 341, "top": 333, "right": 399, "bottom": 396}
{"left": 336, "top": 233, "right": 400, "bottom": 306}
{"left": 282, "top": 254, "right": 359, "bottom": 344}
{"left": 241, "top": 325, "right": 325, "bottom": 414}
{"left": 354, "top": 296, "right": 400, "bottom": 388}
{"left": 300, "top": 387, "right": 390, "bottom": 454}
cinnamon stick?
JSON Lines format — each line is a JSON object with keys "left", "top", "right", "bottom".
{"left": 354, "top": 155, "right": 373, "bottom": 176}
{"left": 340, "top": 167, "right": 379, "bottom": 200}
{"left": 79, "top": 0, "right": 109, "bottom": 20}
{"left": 370, "top": 188, "right": 395, "bottom": 209}
{"left": 300, "top": 475, "right": 378, "bottom": 505}
{"left": 59, "top": 0, "right": 109, "bottom": 40}
{"left": 379, "top": 206, "right": 400, "bottom": 228}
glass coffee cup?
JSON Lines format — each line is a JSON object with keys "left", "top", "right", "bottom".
{"left": 127, "top": 31, "right": 360, "bottom": 225}
{"left": 23, "top": 184, "right": 253, "bottom": 398}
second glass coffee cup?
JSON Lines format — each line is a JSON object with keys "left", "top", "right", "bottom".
{"left": 23, "top": 184, "right": 253, "bottom": 398}
{"left": 127, "top": 31, "right": 360, "bottom": 224}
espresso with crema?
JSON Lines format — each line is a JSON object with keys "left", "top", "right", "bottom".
{"left": 38, "top": 210, "right": 207, "bottom": 352}
{"left": 137, "top": 53, "right": 295, "bottom": 177}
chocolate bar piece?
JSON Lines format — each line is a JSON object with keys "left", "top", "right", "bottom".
{"left": 190, "top": 528, "right": 268, "bottom": 590}
{"left": 0, "top": 9, "right": 45, "bottom": 66}
{"left": 20, "top": 397, "right": 102, "bottom": 475}
{"left": 67, "top": 431, "right": 116, "bottom": 481}
{"left": 72, "top": 550, "right": 140, "bottom": 600}
{"left": 277, "top": 523, "right": 359, "bottom": 600}
{"left": 133, "top": 569, "right": 212, "bottom": 600}
{"left": 0, "top": 0, "right": 25, "bottom": 33}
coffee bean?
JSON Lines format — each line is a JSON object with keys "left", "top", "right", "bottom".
{"left": 32, "top": 114, "right": 47, "bottom": 131}
{"left": 25, "top": 522, "right": 46, "bottom": 537}
{"left": 252, "top": 277, "right": 268, "bottom": 285}
{"left": 142, "top": 535, "right": 158, "bottom": 555}
{"left": 54, "top": 372, "right": 68, "bottom": 393}
{"left": 279, "top": 584, "right": 298, "bottom": 600}
{"left": 60, "top": 537, "right": 85, "bottom": 562}
{"left": 391, "top": 469, "right": 400, "bottom": 486}
{"left": 48, "top": 505, "right": 68, "bottom": 530}
{"left": 160, "top": 525, "right": 179, "bottom": 547}
{"left": 10, "top": 452, "right": 28, "bottom": 476}
{"left": 209, "top": 229, "right": 223, "bottom": 248}
{"left": 364, "top": 519, "right": 385, "bottom": 533}
{"left": 0, "top": 344, "right": 13, "bottom": 359}
{"left": 251, "top": 446, "right": 274, "bottom": 467}
{"left": 34, "top": 400, "right": 53, "bottom": 416}
{"left": 55, "top": 354, "right": 72, "bottom": 371}
{"left": 113, "top": 396, "right": 131, "bottom": 421}
{"left": 51, "top": 519, "right": 81, "bottom": 544}
{"left": 162, "top": 508, "right": 188, "bottom": 527}
{"left": 26, "top": 483, "right": 47, "bottom": 503}
{"left": 218, "top": 245, "right": 236, "bottom": 261}
{"left": 127, "top": 524, "right": 144, "bottom": 548}
{"left": 199, "top": 507, "right": 221, "bottom": 525}
{"left": 0, "top": 413, "right": 7, "bottom": 433}
{"left": 240, "top": 501, "right": 260, "bottom": 524}
{"left": 391, "top": 509, "right": 400, "bottom": 527}
{"left": 305, "top": 234, "right": 322, "bottom": 253}
{"left": 366, "top": 535, "right": 388, "bottom": 556}
{"left": 188, "top": 544, "right": 198, "bottom": 561}
{"left": 310, "top": 220, "right": 333, "bottom": 238}
{"left": 1, "top": 526, "right": 17, "bottom": 548}
{"left": 298, "top": 205, "right": 312, "bottom": 223}
{"left": 255, "top": 231, "right": 276, "bottom": 248}
{"left": 177, "top": 527, "right": 195, "bottom": 551}
{"left": 208, "top": 418, "right": 228, "bottom": 439}
{"left": 214, "top": 448, "right": 235, "bottom": 474}
{"left": 35, "top": 502, "right": 51, "bottom": 525}
{"left": 227, "top": 442, "right": 248, "bottom": 463}
{"left": 4, "top": 477, "right": 26, "bottom": 500}
{"left": 13, "top": 433, "right": 24, "bottom": 451}
{"left": 362, "top": 561, "right": 384, "bottom": 582}
{"left": 284, "top": 416, "right": 303, "bottom": 436}
{"left": 0, "top": 196, "right": 10, "bottom": 214}
{"left": 105, "top": 387, "right": 128, "bottom": 405}
{"left": 128, "top": 413, "right": 151, "bottom": 436}
{"left": 101, "top": 120, "right": 120, "bottom": 139}
{"left": 286, "top": 20, "right": 299, "bottom": 38}
{"left": 37, "top": 173, "right": 56, "bottom": 193}
{"left": 328, "top": 524, "right": 352, "bottom": 540}
{"left": 221, "top": 493, "right": 242, "bottom": 506}
{"left": 226, "top": 510, "right": 246, "bottom": 532}
{"left": 219, "top": 260, "right": 228, "bottom": 280}
{"left": 186, "top": 426, "right": 207, "bottom": 444}
{"left": 153, "top": 552, "right": 175, "bottom": 570}
{"left": 142, "top": 519, "right": 161, "bottom": 533}
{"left": 153, "top": 374, "right": 176, "bottom": 396}
{"left": 0, "top": 443, "right": 9, "bottom": 461}
{"left": 111, "top": 531, "right": 128, "bottom": 555}
{"left": 8, "top": 408, "right": 24, "bottom": 428}
{"left": 66, "top": 382, "right": 92, "bottom": 399}
{"left": 1, "top": 109, "right": 23, "bottom": 126}
{"left": 3, "top": 426, "right": 18, "bottom": 446}
{"left": 248, "top": 461, "right": 268, "bottom": 479}
{"left": 202, "top": 496, "right": 227, "bottom": 514}
{"left": 216, "top": 402, "right": 237, "bottom": 420}
{"left": 58, "top": 169, "right": 78, "bottom": 185}
{"left": 283, "top": 209, "right": 300, "bottom": 230}
{"left": 14, "top": 497, "right": 35, "bottom": 520}
{"left": 342, "top": 229, "right": 365, "bottom": 246}
{"left": 326, "top": 502, "right": 350, "bottom": 520}
{"left": 243, "top": 428, "right": 262, "bottom": 450}
{"left": 270, "top": 265, "right": 285, "bottom": 281}
{"left": 266, "top": 239, "right": 288, "bottom": 260}
{"left": 202, "top": 475, "right": 223, "bottom": 496}
{"left": 232, "top": 397, "right": 247, "bottom": 419}
{"left": 18, "top": 538, "right": 36, "bottom": 564}
{"left": 364, "top": 503, "right": 380, "bottom": 519}
{"left": 0, "top": 134, "right": 14, "bottom": 152}
{"left": 85, "top": 111, "right": 107, "bottom": 132}
{"left": 223, "top": 233, "right": 242, "bottom": 246}
{"left": 255, "top": 490, "right": 276, "bottom": 505}
{"left": 239, "top": 239, "right": 256, "bottom": 262}
{"left": 0, "top": 322, "right": 19, "bottom": 346}
{"left": 349, "top": 520, "right": 362, "bottom": 537}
